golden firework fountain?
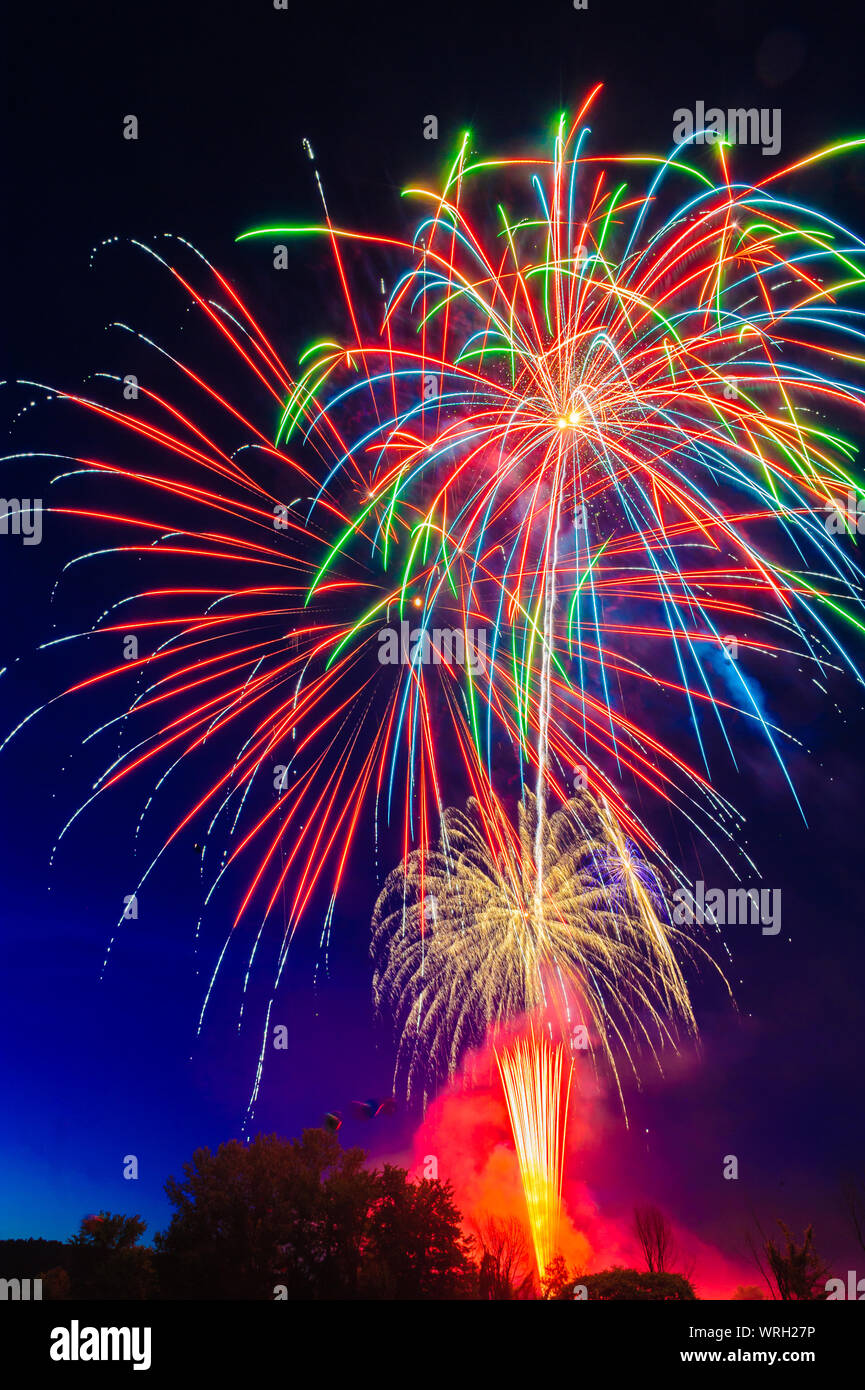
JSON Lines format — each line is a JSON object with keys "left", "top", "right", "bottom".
{"left": 495, "top": 1031, "right": 573, "bottom": 1279}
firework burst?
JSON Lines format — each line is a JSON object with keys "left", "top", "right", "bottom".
{"left": 4, "top": 91, "right": 865, "bottom": 1118}
{"left": 372, "top": 789, "right": 723, "bottom": 1110}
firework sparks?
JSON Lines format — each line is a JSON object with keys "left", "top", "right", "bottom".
{"left": 496, "top": 1033, "right": 573, "bottom": 1278}
{"left": 4, "top": 90, "right": 865, "bottom": 1114}
{"left": 372, "top": 789, "right": 723, "bottom": 1112}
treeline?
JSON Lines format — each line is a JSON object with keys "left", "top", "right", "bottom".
{"left": 1, "top": 1131, "right": 838, "bottom": 1300}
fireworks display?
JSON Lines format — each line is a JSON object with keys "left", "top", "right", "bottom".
{"left": 236, "top": 88, "right": 865, "bottom": 888}
{"left": 372, "top": 790, "right": 718, "bottom": 1111}
{"left": 496, "top": 1033, "right": 573, "bottom": 1279}
{"left": 373, "top": 785, "right": 720, "bottom": 1273}
{"left": 10, "top": 94, "right": 865, "bottom": 938}
{"left": 6, "top": 87, "right": 865, "bottom": 1261}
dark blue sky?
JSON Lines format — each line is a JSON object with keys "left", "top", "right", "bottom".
{"left": 2, "top": 0, "right": 864, "bottom": 1281}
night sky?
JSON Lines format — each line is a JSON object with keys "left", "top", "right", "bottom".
{"left": 2, "top": 0, "right": 863, "bottom": 1293}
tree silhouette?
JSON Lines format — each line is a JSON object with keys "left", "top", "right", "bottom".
{"left": 559, "top": 1265, "right": 696, "bottom": 1300}
{"left": 747, "top": 1219, "right": 830, "bottom": 1300}
{"left": 472, "top": 1216, "right": 536, "bottom": 1300}
{"left": 70, "top": 1212, "right": 147, "bottom": 1251}
{"left": 68, "top": 1211, "right": 155, "bottom": 1299}
{"left": 157, "top": 1130, "right": 474, "bottom": 1299}
{"left": 541, "top": 1253, "right": 572, "bottom": 1300}
{"left": 360, "top": 1164, "right": 475, "bottom": 1298}
{"left": 633, "top": 1204, "right": 676, "bottom": 1273}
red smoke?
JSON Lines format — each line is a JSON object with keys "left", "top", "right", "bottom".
{"left": 406, "top": 1044, "right": 754, "bottom": 1298}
